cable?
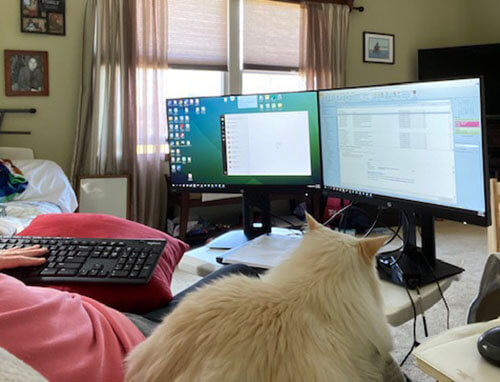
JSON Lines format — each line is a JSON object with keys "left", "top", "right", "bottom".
{"left": 416, "top": 287, "right": 429, "bottom": 337}
{"left": 322, "top": 202, "right": 353, "bottom": 227}
{"left": 400, "top": 282, "right": 419, "bottom": 367}
{"left": 387, "top": 211, "right": 412, "bottom": 266}
{"left": 362, "top": 207, "right": 381, "bottom": 238}
{"left": 383, "top": 211, "right": 402, "bottom": 246}
{"left": 420, "top": 252, "right": 451, "bottom": 330}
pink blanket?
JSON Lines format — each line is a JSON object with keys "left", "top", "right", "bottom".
{"left": 0, "top": 274, "right": 145, "bottom": 381}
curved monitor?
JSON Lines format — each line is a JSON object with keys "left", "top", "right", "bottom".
{"left": 167, "top": 91, "right": 321, "bottom": 192}
{"left": 319, "top": 78, "right": 490, "bottom": 226}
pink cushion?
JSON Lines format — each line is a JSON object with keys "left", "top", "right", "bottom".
{"left": 18, "top": 213, "right": 189, "bottom": 313}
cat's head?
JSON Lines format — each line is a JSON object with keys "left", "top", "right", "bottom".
{"left": 270, "top": 213, "right": 387, "bottom": 307}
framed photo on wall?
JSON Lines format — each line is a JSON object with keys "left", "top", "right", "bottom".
{"left": 21, "top": 0, "right": 66, "bottom": 36}
{"left": 4, "top": 50, "right": 49, "bottom": 96}
{"left": 363, "top": 32, "right": 395, "bottom": 64}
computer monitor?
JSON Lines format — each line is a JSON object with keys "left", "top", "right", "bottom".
{"left": 167, "top": 91, "right": 321, "bottom": 241}
{"left": 319, "top": 78, "right": 490, "bottom": 287}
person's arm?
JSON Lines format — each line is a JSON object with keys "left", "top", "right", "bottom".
{"left": 0, "top": 246, "right": 47, "bottom": 270}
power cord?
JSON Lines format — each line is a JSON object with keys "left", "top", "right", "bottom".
{"left": 362, "top": 207, "right": 381, "bottom": 238}
{"left": 322, "top": 202, "right": 354, "bottom": 227}
{"left": 420, "top": 251, "right": 451, "bottom": 330}
{"left": 400, "top": 282, "right": 419, "bottom": 367}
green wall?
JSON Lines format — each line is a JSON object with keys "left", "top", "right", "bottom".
{"left": 0, "top": 0, "right": 86, "bottom": 174}
{"left": 346, "top": 0, "right": 476, "bottom": 87}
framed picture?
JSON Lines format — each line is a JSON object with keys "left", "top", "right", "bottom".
{"left": 363, "top": 32, "right": 395, "bottom": 64}
{"left": 21, "top": 0, "right": 65, "bottom": 36}
{"left": 4, "top": 50, "right": 49, "bottom": 96}
{"left": 77, "top": 175, "right": 130, "bottom": 219}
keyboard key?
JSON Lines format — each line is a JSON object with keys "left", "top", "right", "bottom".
{"left": 89, "top": 269, "right": 99, "bottom": 277}
{"left": 56, "top": 263, "right": 81, "bottom": 269}
{"left": 65, "top": 257, "right": 86, "bottom": 263}
{"left": 57, "top": 269, "right": 78, "bottom": 276}
{"left": 111, "top": 270, "right": 129, "bottom": 278}
{"left": 129, "top": 271, "right": 139, "bottom": 278}
{"left": 40, "top": 268, "right": 58, "bottom": 276}
{"left": 98, "top": 270, "right": 108, "bottom": 277}
{"left": 138, "top": 269, "right": 150, "bottom": 278}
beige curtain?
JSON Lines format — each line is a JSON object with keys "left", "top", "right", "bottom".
{"left": 299, "top": 2, "right": 350, "bottom": 90}
{"left": 72, "top": 0, "right": 167, "bottom": 228}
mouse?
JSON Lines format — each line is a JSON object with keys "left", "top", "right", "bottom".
{"left": 477, "top": 325, "right": 500, "bottom": 366}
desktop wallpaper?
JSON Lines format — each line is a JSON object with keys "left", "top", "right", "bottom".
{"left": 168, "top": 91, "right": 321, "bottom": 189}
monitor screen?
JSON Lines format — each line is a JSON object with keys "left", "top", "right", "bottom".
{"left": 319, "top": 78, "right": 488, "bottom": 223}
{"left": 167, "top": 91, "right": 321, "bottom": 191}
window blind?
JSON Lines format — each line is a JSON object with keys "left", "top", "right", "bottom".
{"left": 167, "top": 0, "right": 228, "bottom": 70}
{"left": 243, "top": 0, "right": 301, "bottom": 71}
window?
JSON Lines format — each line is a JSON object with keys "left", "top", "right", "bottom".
{"left": 165, "top": 0, "right": 304, "bottom": 97}
{"left": 165, "top": 69, "right": 224, "bottom": 99}
{"left": 242, "top": 70, "right": 305, "bottom": 94}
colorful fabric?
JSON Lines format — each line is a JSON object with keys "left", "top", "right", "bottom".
{"left": 0, "top": 160, "right": 28, "bottom": 203}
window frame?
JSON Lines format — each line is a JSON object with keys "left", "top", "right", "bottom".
{"left": 169, "top": 0, "right": 303, "bottom": 96}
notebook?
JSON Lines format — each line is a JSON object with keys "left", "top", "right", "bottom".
{"left": 217, "top": 233, "right": 303, "bottom": 269}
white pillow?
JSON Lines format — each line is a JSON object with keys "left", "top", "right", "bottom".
{"left": 0, "top": 347, "right": 47, "bottom": 382}
{"left": 11, "top": 160, "right": 78, "bottom": 213}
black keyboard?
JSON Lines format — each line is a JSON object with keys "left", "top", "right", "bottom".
{"left": 1, "top": 236, "right": 167, "bottom": 285}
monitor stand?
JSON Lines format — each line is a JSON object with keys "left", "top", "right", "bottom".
{"left": 376, "top": 213, "right": 464, "bottom": 289}
{"left": 208, "top": 190, "right": 272, "bottom": 250}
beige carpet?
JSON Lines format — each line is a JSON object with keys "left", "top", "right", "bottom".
{"left": 392, "top": 220, "right": 489, "bottom": 381}
{"left": 171, "top": 220, "right": 490, "bottom": 381}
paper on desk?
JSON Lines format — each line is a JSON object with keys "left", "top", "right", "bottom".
{"left": 222, "top": 234, "right": 302, "bottom": 269}
{"left": 413, "top": 317, "right": 500, "bottom": 381}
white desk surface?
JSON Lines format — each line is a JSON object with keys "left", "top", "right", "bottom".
{"left": 413, "top": 318, "right": 500, "bottom": 381}
{"left": 179, "top": 240, "right": 455, "bottom": 327}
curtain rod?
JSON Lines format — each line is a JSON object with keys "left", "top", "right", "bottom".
{"left": 274, "top": 1, "right": 364, "bottom": 12}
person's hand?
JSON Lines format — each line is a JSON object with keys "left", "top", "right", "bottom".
{"left": 0, "top": 245, "right": 48, "bottom": 271}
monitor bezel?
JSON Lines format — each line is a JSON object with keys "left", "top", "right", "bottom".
{"left": 319, "top": 76, "right": 491, "bottom": 227}
{"left": 167, "top": 90, "right": 323, "bottom": 194}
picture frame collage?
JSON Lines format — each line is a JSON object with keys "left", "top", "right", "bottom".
{"left": 21, "top": 0, "right": 65, "bottom": 36}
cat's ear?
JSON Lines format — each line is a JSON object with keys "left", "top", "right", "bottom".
{"left": 359, "top": 236, "right": 387, "bottom": 263}
{"left": 305, "top": 213, "right": 322, "bottom": 231}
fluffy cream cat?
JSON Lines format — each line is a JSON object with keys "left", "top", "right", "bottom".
{"left": 126, "top": 214, "right": 403, "bottom": 382}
